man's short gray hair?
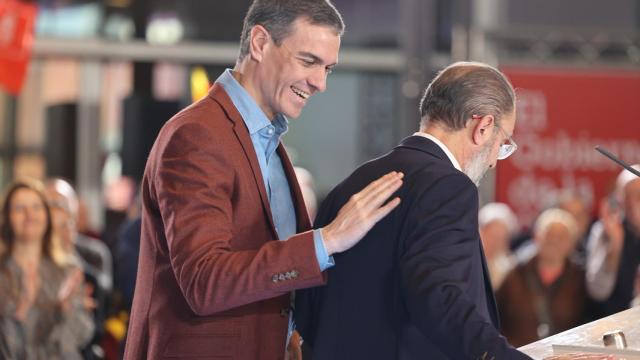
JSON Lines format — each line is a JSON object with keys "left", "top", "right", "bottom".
{"left": 238, "top": 0, "right": 345, "bottom": 61}
{"left": 419, "top": 61, "right": 516, "bottom": 130}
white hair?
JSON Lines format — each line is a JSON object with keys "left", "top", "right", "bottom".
{"left": 478, "top": 202, "right": 519, "bottom": 235}
{"left": 533, "top": 208, "right": 578, "bottom": 240}
{"left": 615, "top": 164, "right": 640, "bottom": 199}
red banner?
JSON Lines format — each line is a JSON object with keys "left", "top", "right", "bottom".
{"left": 0, "top": 0, "right": 37, "bottom": 95}
{"left": 497, "top": 67, "right": 640, "bottom": 227}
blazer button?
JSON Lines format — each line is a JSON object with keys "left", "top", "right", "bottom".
{"left": 272, "top": 274, "right": 279, "bottom": 283}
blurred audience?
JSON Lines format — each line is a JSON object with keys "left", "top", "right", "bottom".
{"left": 479, "top": 202, "right": 519, "bottom": 290}
{"left": 512, "top": 188, "right": 594, "bottom": 266}
{"left": 586, "top": 165, "right": 640, "bottom": 315}
{"left": 114, "top": 217, "right": 141, "bottom": 312}
{"left": 0, "top": 180, "right": 94, "bottom": 359}
{"left": 44, "top": 178, "right": 113, "bottom": 359}
{"left": 102, "top": 176, "right": 136, "bottom": 253}
{"left": 496, "top": 208, "right": 587, "bottom": 347}
{"left": 555, "top": 190, "right": 593, "bottom": 265}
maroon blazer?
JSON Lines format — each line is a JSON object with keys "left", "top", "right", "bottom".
{"left": 124, "top": 84, "right": 326, "bottom": 360}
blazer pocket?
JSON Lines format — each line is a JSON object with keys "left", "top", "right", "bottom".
{"left": 163, "top": 317, "right": 243, "bottom": 358}
{"left": 162, "top": 333, "right": 241, "bottom": 358}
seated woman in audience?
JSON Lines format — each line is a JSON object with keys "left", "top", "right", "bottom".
{"left": 496, "top": 208, "right": 588, "bottom": 346}
{"left": 0, "top": 180, "right": 94, "bottom": 360}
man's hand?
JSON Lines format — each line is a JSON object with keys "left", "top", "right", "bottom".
{"left": 600, "top": 198, "right": 624, "bottom": 255}
{"left": 58, "top": 267, "right": 84, "bottom": 313}
{"left": 322, "top": 171, "right": 403, "bottom": 255}
{"left": 599, "top": 198, "right": 625, "bottom": 273}
{"left": 285, "top": 330, "right": 303, "bottom": 360}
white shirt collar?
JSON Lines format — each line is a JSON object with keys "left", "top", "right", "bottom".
{"left": 413, "top": 132, "right": 462, "bottom": 171}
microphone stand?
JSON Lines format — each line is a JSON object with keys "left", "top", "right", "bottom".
{"left": 595, "top": 146, "right": 640, "bottom": 178}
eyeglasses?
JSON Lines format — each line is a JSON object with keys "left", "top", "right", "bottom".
{"left": 494, "top": 123, "right": 518, "bottom": 160}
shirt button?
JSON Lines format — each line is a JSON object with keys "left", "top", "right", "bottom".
{"left": 267, "top": 127, "right": 274, "bottom": 135}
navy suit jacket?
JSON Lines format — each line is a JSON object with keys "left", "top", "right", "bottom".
{"left": 296, "top": 136, "right": 531, "bottom": 359}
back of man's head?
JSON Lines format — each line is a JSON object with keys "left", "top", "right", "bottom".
{"left": 419, "top": 62, "right": 515, "bottom": 131}
{"left": 238, "top": 0, "right": 345, "bottom": 61}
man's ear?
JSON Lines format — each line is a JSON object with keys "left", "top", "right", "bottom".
{"left": 249, "top": 25, "right": 270, "bottom": 62}
{"left": 471, "top": 114, "right": 495, "bottom": 146}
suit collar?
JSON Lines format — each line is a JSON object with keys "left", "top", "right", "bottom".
{"left": 396, "top": 135, "right": 459, "bottom": 170}
{"left": 412, "top": 132, "right": 462, "bottom": 171}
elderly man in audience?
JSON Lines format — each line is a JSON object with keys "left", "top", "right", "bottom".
{"left": 479, "top": 202, "right": 520, "bottom": 290}
{"left": 497, "top": 208, "right": 588, "bottom": 347}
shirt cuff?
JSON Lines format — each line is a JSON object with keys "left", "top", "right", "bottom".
{"left": 313, "top": 229, "right": 335, "bottom": 271}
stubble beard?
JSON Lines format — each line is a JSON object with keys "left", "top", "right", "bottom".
{"left": 464, "top": 141, "right": 494, "bottom": 187}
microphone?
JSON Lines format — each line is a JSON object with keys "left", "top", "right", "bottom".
{"left": 595, "top": 145, "right": 640, "bottom": 178}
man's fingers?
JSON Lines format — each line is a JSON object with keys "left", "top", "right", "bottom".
{"left": 358, "top": 172, "right": 403, "bottom": 208}
{"left": 355, "top": 171, "right": 403, "bottom": 204}
{"left": 363, "top": 176, "right": 403, "bottom": 214}
{"left": 371, "top": 197, "right": 401, "bottom": 223}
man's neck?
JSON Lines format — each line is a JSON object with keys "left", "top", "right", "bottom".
{"left": 231, "top": 64, "right": 275, "bottom": 120}
{"left": 420, "top": 125, "right": 470, "bottom": 169}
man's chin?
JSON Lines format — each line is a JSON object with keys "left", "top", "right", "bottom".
{"left": 283, "top": 109, "right": 303, "bottom": 119}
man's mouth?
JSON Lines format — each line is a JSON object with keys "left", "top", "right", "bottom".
{"left": 291, "top": 86, "right": 310, "bottom": 100}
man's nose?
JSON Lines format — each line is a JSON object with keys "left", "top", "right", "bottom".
{"left": 309, "top": 68, "right": 328, "bottom": 93}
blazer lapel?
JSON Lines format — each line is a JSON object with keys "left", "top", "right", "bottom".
{"left": 208, "top": 84, "right": 278, "bottom": 238}
{"left": 277, "top": 144, "right": 312, "bottom": 232}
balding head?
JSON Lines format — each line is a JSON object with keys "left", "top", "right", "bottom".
{"left": 419, "top": 61, "right": 515, "bottom": 131}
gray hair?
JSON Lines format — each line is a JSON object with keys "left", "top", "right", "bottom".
{"left": 533, "top": 208, "right": 578, "bottom": 241}
{"left": 238, "top": 0, "right": 345, "bottom": 61}
{"left": 478, "top": 202, "right": 519, "bottom": 236}
{"left": 616, "top": 164, "right": 640, "bottom": 199}
{"left": 419, "top": 61, "right": 516, "bottom": 130}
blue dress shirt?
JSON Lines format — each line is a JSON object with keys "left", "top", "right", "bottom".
{"left": 216, "top": 69, "right": 333, "bottom": 271}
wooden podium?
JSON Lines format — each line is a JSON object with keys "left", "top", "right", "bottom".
{"left": 519, "top": 306, "right": 640, "bottom": 359}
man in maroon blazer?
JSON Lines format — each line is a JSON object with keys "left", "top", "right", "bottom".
{"left": 123, "top": 0, "right": 403, "bottom": 359}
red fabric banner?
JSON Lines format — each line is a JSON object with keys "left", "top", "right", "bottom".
{"left": 497, "top": 67, "right": 640, "bottom": 227}
{"left": 0, "top": 0, "right": 37, "bottom": 95}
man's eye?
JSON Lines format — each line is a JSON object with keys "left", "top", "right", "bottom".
{"left": 300, "top": 58, "right": 315, "bottom": 66}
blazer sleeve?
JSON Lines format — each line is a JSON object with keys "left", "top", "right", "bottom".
{"left": 151, "top": 121, "right": 325, "bottom": 316}
{"left": 399, "top": 173, "right": 531, "bottom": 360}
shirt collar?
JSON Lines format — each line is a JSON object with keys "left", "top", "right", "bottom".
{"left": 273, "top": 114, "right": 289, "bottom": 137}
{"left": 412, "top": 132, "right": 462, "bottom": 171}
{"left": 216, "top": 69, "right": 280, "bottom": 136}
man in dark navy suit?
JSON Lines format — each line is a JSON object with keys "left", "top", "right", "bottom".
{"left": 295, "top": 61, "right": 530, "bottom": 359}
